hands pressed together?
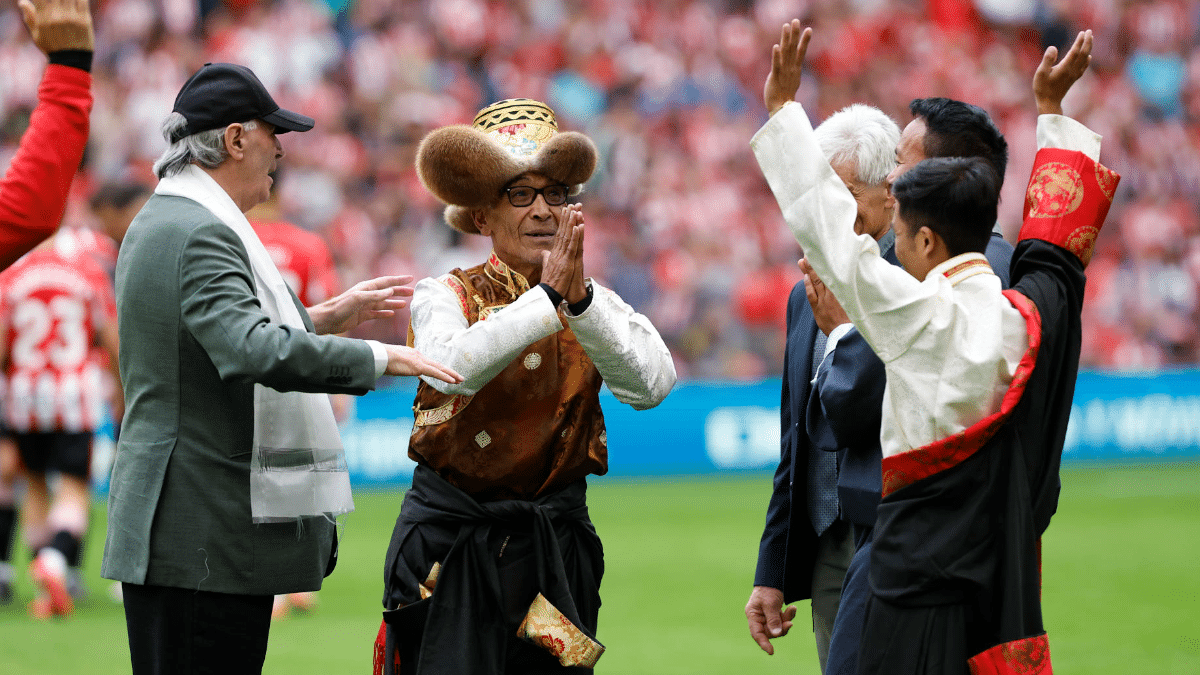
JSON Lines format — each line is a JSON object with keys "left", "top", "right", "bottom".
{"left": 539, "top": 204, "right": 588, "bottom": 306}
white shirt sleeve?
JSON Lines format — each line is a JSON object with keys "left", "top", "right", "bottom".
{"left": 750, "top": 102, "right": 940, "bottom": 364}
{"left": 1036, "top": 114, "right": 1101, "bottom": 159}
{"left": 409, "top": 276, "right": 564, "bottom": 395}
{"left": 364, "top": 340, "right": 388, "bottom": 378}
{"left": 565, "top": 280, "right": 677, "bottom": 410}
{"left": 824, "top": 323, "right": 853, "bottom": 358}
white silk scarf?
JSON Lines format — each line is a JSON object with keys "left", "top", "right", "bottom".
{"left": 156, "top": 164, "right": 353, "bottom": 523}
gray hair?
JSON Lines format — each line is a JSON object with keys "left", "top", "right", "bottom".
{"left": 814, "top": 104, "right": 900, "bottom": 186}
{"left": 152, "top": 113, "right": 258, "bottom": 179}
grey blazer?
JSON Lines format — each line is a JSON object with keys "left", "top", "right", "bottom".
{"left": 102, "top": 194, "right": 377, "bottom": 596}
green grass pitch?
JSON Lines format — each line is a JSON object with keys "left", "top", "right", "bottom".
{"left": 0, "top": 462, "right": 1197, "bottom": 674}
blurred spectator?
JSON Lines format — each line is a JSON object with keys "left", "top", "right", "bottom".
{"left": 4, "top": 0, "right": 1198, "bottom": 376}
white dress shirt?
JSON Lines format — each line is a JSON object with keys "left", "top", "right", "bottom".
{"left": 752, "top": 104, "right": 1100, "bottom": 459}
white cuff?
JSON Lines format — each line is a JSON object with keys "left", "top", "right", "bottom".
{"left": 825, "top": 323, "right": 853, "bottom": 357}
{"left": 1036, "top": 114, "right": 1101, "bottom": 162}
{"left": 365, "top": 340, "right": 388, "bottom": 378}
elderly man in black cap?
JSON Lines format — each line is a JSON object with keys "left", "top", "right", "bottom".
{"left": 102, "top": 63, "right": 461, "bottom": 675}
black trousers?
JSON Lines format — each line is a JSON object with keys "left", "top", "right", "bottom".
{"left": 122, "top": 582, "right": 274, "bottom": 675}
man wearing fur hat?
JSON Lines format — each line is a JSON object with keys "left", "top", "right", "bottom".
{"left": 376, "top": 99, "right": 677, "bottom": 674}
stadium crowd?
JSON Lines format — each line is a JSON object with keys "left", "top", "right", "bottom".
{"left": 0, "top": 0, "right": 1195, "bottom": 377}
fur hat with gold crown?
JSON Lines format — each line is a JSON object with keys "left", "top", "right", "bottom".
{"left": 416, "top": 98, "right": 598, "bottom": 234}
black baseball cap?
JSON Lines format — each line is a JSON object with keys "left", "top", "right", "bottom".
{"left": 169, "top": 63, "right": 315, "bottom": 142}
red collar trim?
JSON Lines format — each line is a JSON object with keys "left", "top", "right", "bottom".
{"left": 942, "top": 257, "right": 993, "bottom": 286}
{"left": 485, "top": 251, "right": 531, "bottom": 298}
{"left": 881, "top": 289, "right": 1043, "bottom": 498}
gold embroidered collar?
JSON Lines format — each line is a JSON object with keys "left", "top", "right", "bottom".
{"left": 486, "top": 251, "right": 532, "bottom": 299}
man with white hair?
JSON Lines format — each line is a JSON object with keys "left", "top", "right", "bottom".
{"left": 102, "top": 63, "right": 461, "bottom": 675}
{"left": 745, "top": 101, "right": 900, "bottom": 670}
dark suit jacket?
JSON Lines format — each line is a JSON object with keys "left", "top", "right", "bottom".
{"left": 754, "top": 273, "right": 822, "bottom": 602}
{"left": 756, "top": 232, "right": 1014, "bottom": 602}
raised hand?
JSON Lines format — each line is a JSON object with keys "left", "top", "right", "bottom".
{"left": 800, "top": 258, "right": 850, "bottom": 335}
{"left": 383, "top": 344, "right": 463, "bottom": 384}
{"left": 539, "top": 205, "right": 583, "bottom": 301}
{"left": 1033, "top": 30, "right": 1093, "bottom": 116}
{"left": 308, "top": 275, "right": 415, "bottom": 335}
{"left": 19, "top": 0, "right": 94, "bottom": 54}
{"left": 764, "top": 20, "right": 812, "bottom": 117}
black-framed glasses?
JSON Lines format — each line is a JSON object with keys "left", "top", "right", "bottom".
{"left": 504, "top": 184, "right": 570, "bottom": 207}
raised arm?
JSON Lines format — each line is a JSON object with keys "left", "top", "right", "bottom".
{"left": 1016, "top": 29, "right": 1118, "bottom": 311}
{"left": 752, "top": 23, "right": 933, "bottom": 364}
{"left": 0, "top": 0, "right": 94, "bottom": 269}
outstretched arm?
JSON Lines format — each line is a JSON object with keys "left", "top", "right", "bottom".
{"left": 752, "top": 22, "right": 930, "bottom": 365}
{"left": 308, "top": 275, "right": 414, "bottom": 335}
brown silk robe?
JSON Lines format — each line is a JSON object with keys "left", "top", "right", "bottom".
{"left": 407, "top": 255, "right": 608, "bottom": 502}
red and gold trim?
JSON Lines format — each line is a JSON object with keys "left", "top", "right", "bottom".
{"left": 881, "top": 290, "right": 1042, "bottom": 497}
{"left": 968, "top": 633, "right": 1052, "bottom": 675}
{"left": 943, "top": 256, "right": 994, "bottom": 286}
{"left": 517, "top": 593, "right": 605, "bottom": 668}
{"left": 439, "top": 274, "right": 471, "bottom": 318}
{"left": 486, "top": 251, "right": 531, "bottom": 299}
{"left": 1019, "top": 147, "right": 1120, "bottom": 268}
{"left": 413, "top": 394, "right": 474, "bottom": 427}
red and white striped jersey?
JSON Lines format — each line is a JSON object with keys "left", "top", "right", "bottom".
{"left": 251, "top": 219, "right": 340, "bottom": 307}
{"left": 0, "top": 247, "right": 116, "bottom": 433}
{"left": 53, "top": 225, "right": 119, "bottom": 280}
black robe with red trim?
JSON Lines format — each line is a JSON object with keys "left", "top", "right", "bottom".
{"left": 861, "top": 147, "right": 1119, "bottom": 675}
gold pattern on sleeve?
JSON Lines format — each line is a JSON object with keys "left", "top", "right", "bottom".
{"left": 474, "top": 430, "right": 492, "bottom": 448}
{"left": 1026, "top": 162, "right": 1085, "bottom": 218}
{"left": 517, "top": 593, "right": 605, "bottom": 668}
{"left": 1066, "top": 225, "right": 1100, "bottom": 267}
{"left": 1095, "top": 162, "right": 1118, "bottom": 202}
